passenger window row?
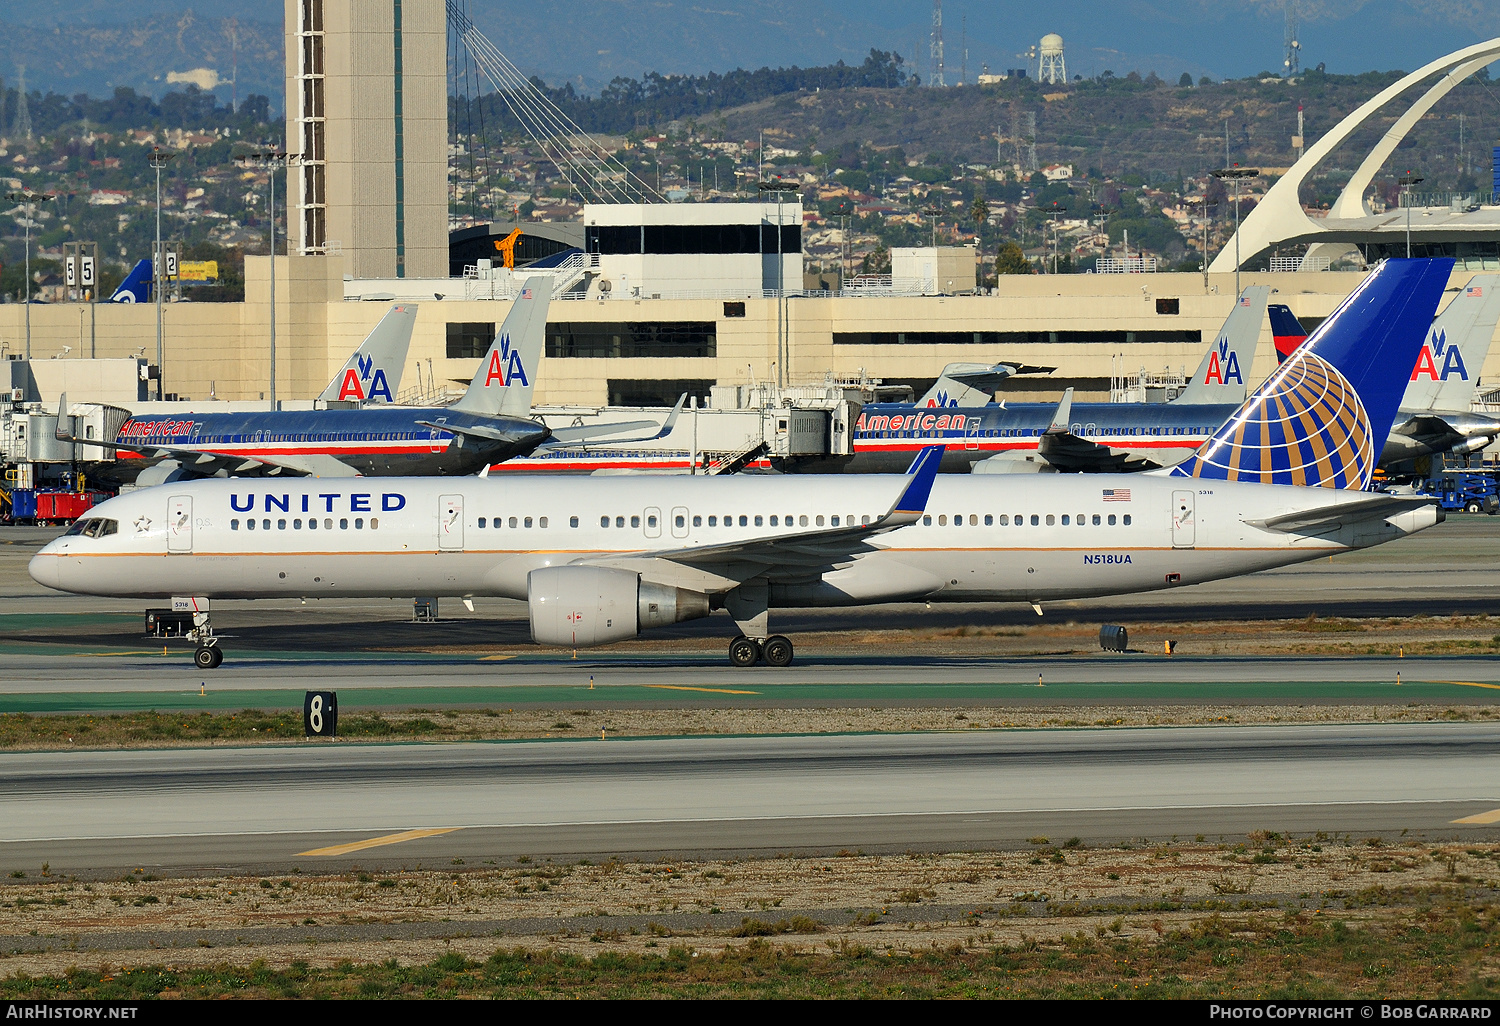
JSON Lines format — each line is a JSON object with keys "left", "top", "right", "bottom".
{"left": 478, "top": 516, "right": 549, "bottom": 529}
{"left": 231, "top": 517, "right": 376, "bottom": 531}
{"left": 599, "top": 513, "right": 869, "bottom": 529}
{"left": 920, "top": 512, "right": 1133, "bottom": 527}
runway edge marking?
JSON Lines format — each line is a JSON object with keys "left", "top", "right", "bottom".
{"left": 295, "top": 827, "right": 460, "bottom": 857}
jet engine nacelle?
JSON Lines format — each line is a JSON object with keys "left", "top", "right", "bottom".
{"left": 527, "top": 565, "right": 710, "bottom": 647}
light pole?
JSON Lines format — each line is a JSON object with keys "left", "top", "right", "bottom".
{"left": 6, "top": 190, "right": 54, "bottom": 359}
{"left": 1048, "top": 201, "right": 1063, "bottom": 274}
{"left": 758, "top": 178, "right": 796, "bottom": 388}
{"left": 148, "top": 148, "right": 176, "bottom": 398}
{"left": 236, "top": 150, "right": 299, "bottom": 408}
{"left": 1399, "top": 173, "right": 1424, "bottom": 259}
{"left": 1211, "top": 165, "right": 1258, "bottom": 298}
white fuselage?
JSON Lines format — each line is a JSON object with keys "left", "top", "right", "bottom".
{"left": 30, "top": 474, "right": 1434, "bottom": 609}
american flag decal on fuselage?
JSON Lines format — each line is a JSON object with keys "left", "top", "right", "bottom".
{"left": 1102, "top": 488, "right": 1131, "bottom": 501}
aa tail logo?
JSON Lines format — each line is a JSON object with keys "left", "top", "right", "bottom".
{"left": 1410, "top": 329, "right": 1468, "bottom": 382}
{"left": 336, "top": 352, "right": 394, "bottom": 401}
{"left": 1203, "top": 336, "right": 1243, "bottom": 386}
{"left": 924, "top": 391, "right": 959, "bottom": 408}
{"left": 483, "top": 333, "right": 530, "bottom": 389}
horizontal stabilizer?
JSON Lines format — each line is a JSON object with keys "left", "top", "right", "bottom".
{"left": 1245, "top": 495, "right": 1438, "bottom": 534}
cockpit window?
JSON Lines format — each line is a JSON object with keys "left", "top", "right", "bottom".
{"left": 63, "top": 518, "right": 117, "bottom": 539}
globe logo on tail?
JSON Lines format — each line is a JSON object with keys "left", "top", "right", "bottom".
{"left": 1175, "top": 351, "right": 1375, "bottom": 489}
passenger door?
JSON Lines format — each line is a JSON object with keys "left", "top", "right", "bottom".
{"left": 167, "top": 495, "right": 192, "bottom": 553}
{"left": 1171, "top": 490, "right": 1195, "bottom": 549}
{"left": 671, "top": 506, "right": 690, "bottom": 539}
{"left": 643, "top": 506, "right": 662, "bottom": 539}
{"left": 439, "top": 493, "right": 464, "bottom": 550}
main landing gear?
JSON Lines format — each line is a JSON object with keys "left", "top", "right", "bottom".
{"left": 728, "top": 634, "right": 794, "bottom": 668}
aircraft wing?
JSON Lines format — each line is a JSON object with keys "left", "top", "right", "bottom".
{"left": 575, "top": 446, "right": 944, "bottom": 591}
{"left": 1037, "top": 431, "right": 1164, "bottom": 473}
{"left": 54, "top": 429, "right": 360, "bottom": 479}
{"left": 1030, "top": 388, "right": 1170, "bottom": 473}
{"left": 1244, "top": 495, "right": 1438, "bottom": 534}
{"left": 539, "top": 395, "right": 686, "bottom": 448}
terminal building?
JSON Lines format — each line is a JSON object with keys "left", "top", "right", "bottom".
{"left": 2, "top": 10, "right": 1499, "bottom": 414}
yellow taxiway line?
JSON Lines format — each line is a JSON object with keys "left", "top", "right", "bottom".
{"left": 644, "top": 684, "right": 761, "bottom": 696}
{"left": 295, "top": 827, "right": 459, "bottom": 857}
{"left": 1452, "top": 809, "right": 1500, "bottom": 825}
{"left": 1434, "top": 680, "right": 1500, "bottom": 691}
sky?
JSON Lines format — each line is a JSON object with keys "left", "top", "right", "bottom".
{"left": 4, "top": 0, "right": 1499, "bottom": 97}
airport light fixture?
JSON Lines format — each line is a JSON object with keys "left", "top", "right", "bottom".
{"left": 147, "top": 148, "right": 177, "bottom": 398}
{"left": 1212, "top": 166, "right": 1259, "bottom": 298}
{"left": 758, "top": 178, "right": 798, "bottom": 388}
{"left": 236, "top": 150, "right": 302, "bottom": 408}
{"left": 4, "top": 190, "right": 54, "bottom": 359}
{"left": 1399, "top": 173, "right": 1425, "bottom": 259}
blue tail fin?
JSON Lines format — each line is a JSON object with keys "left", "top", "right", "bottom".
{"left": 109, "top": 259, "right": 153, "bottom": 303}
{"left": 1267, "top": 304, "right": 1308, "bottom": 364}
{"left": 1170, "top": 258, "right": 1452, "bottom": 490}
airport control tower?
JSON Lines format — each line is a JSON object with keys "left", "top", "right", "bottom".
{"left": 284, "top": 0, "right": 448, "bottom": 279}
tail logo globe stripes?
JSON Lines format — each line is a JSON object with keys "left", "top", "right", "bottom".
{"left": 1174, "top": 352, "right": 1375, "bottom": 489}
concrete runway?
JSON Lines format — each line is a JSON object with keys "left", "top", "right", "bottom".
{"left": 3, "top": 724, "right": 1499, "bottom": 875}
{"left": 3, "top": 647, "right": 1497, "bottom": 689}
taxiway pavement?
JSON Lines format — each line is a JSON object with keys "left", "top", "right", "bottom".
{"left": 2, "top": 723, "right": 1499, "bottom": 875}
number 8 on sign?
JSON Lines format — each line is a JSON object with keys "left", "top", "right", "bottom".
{"left": 303, "top": 691, "right": 338, "bottom": 737}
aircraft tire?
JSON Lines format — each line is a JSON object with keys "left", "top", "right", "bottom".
{"left": 194, "top": 646, "right": 217, "bottom": 670}
{"left": 728, "top": 636, "right": 760, "bottom": 667}
{"left": 208, "top": 647, "right": 224, "bottom": 669}
{"left": 762, "top": 636, "right": 793, "bottom": 667}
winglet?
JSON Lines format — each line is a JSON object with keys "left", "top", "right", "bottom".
{"left": 1046, "top": 388, "right": 1075, "bottom": 434}
{"left": 654, "top": 393, "right": 687, "bottom": 438}
{"left": 891, "top": 445, "right": 945, "bottom": 516}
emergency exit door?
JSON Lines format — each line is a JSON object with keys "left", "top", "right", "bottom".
{"left": 1171, "top": 490, "right": 1195, "bottom": 548}
{"left": 439, "top": 494, "right": 465, "bottom": 550}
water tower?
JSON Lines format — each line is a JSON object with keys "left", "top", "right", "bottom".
{"left": 1038, "top": 33, "right": 1066, "bottom": 85}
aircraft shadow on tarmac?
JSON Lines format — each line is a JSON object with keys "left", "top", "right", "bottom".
{"left": 7, "top": 593, "right": 1497, "bottom": 658}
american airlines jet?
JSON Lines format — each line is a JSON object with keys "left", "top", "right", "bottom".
{"left": 62, "top": 279, "right": 676, "bottom": 481}
{"left": 30, "top": 260, "right": 1451, "bottom": 669}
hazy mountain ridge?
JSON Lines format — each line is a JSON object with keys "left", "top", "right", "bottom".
{"left": 0, "top": 0, "right": 1494, "bottom": 109}
{"left": 0, "top": 15, "right": 282, "bottom": 106}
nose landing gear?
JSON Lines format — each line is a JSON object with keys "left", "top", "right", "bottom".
{"left": 193, "top": 644, "right": 223, "bottom": 669}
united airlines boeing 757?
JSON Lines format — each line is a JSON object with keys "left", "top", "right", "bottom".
{"left": 31, "top": 260, "right": 1452, "bottom": 669}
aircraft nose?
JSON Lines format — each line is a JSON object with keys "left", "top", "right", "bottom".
{"left": 28, "top": 548, "right": 62, "bottom": 591}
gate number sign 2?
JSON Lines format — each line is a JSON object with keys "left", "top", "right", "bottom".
{"left": 304, "top": 691, "right": 338, "bottom": 737}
